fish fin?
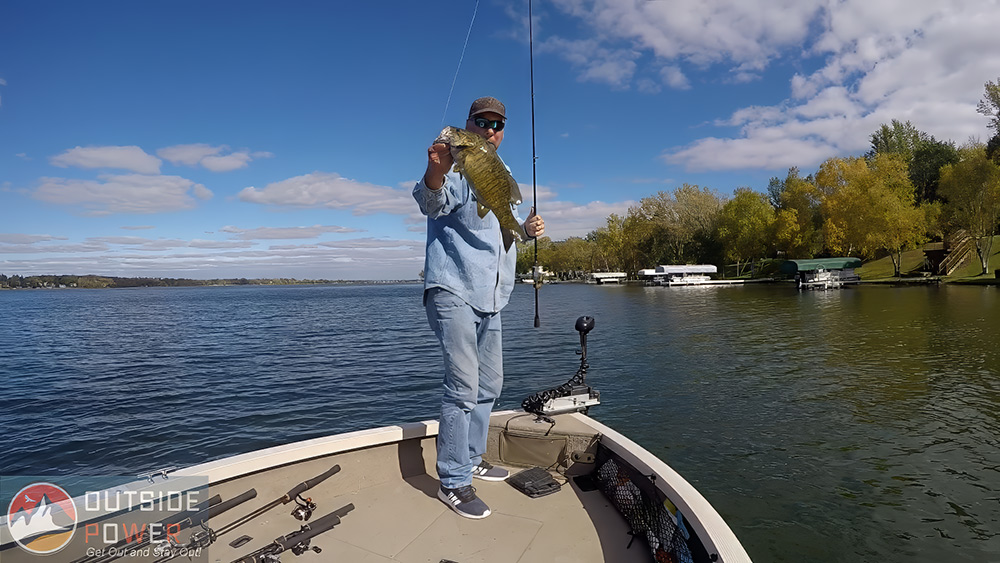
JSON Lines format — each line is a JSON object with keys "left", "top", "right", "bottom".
{"left": 502, "top": 228, "right": 515, "bottom": 252}
{"left": 477, "top": 203, "right": 490, "bottom": 219}
{"left": 509, "top": 178, "right": 523, "bottom": 205}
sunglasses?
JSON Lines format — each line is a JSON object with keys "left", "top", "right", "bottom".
{"left": 471, "top": 117, "right": 505, "bottom": 131}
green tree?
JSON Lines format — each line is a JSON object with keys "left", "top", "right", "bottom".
{"left": 716, "top": 188, "right": 775, "bottom": 276}
{"left": 867, "top": 119, "right": 921, "bottom": 165}
{"left": 939, "top": 143, "right": 1000, "bottom": 275}
{"left": 590, "top": 214, "right": 627, "bottom": 272}
{"left": 986, "top": 133, "right": 1000, "bottom": 165}
{"left": 976, "top": 77, "right": 1000, "bottom": 132}
{"left": 635, "top": 184, "right": 723, "bottom": 264}
{"left": 769, "top": 168, "right": 822, "bottom": 257}
{"left": 910, "top": 137, "right": 959, "bottom": 204}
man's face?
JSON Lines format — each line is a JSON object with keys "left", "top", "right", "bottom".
{"left": 466, "top": 111, "right": 505, "bottom": 150}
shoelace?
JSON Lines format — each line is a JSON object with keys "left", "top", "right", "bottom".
{"left": 453, "top": 485, "right": 478, "bottom": 501}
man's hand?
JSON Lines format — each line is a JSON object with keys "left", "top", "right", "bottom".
{"left": 525, "top": 207, "right": 545, "bottom": 238}
{"left": 423, "top": 143, "right": 453, "bottom": 190}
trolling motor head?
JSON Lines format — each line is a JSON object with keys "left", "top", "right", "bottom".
{"left": 576, "top": 316, "right": 594, "bottom": 360}
{"left": 521, "top": 315, "right": 601, "bottom": 416}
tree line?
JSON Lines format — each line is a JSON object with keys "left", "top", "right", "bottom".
{"left": 517, "top": 78, "right": 1000, "bottom": 279}
{"left": 0, "top": 275, "right": 380, "bottom": 289}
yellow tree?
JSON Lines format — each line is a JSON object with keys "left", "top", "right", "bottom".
{"left": 770, "top": 168, "right": 822, "bottom": 257}
{"left": 716, "top": 188, "right": 775, "bottom": 276}
{"left": 939, "top": 143, "right": 1000, "bottom": 275}
{"left": 816, "top": 154, "right": 925, "bottom": 276}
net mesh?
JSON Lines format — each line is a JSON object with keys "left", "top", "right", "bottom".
{"left": 594, "top": 448, "right": 695, "bottom": 563}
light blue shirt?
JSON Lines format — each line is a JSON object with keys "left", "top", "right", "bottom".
{"left": 413, "top": 163, "right": 527, "bottom": 314}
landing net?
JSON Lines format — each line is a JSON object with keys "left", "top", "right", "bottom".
{"left": 593, "top": 445, "right": 697, "bottom": 563}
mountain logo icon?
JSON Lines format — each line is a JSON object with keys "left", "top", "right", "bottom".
{"left": 6, "top": 482, "right": 78, "bottom": 554}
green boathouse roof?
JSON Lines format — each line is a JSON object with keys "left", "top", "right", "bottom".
{"left": 779, "top": 257, "right": 862, "bottom": 275}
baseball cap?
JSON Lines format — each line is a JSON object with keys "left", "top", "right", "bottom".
{"left": 468, "top": 96, "right": 506, "bottom": 119}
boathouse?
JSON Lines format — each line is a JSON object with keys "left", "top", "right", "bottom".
{"left": 587, "top": 272, "right": 627, "bottom": 284}
{"left": 780, "top": 258, "right": 862, "bottom": 289}
{"left": 639, "top": 264, "right": 717, "bottom": 285}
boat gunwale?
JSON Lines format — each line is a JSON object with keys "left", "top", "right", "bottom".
{"left": 570, "top": 413, "right": 752, "bottom": 563}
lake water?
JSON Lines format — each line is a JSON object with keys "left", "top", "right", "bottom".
{"left": 1, "top": 282, "right": 998, "bottom": 562}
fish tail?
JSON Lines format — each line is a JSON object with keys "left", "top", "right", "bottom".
{"left": 502, "top": 228, "right": 515, "bottom": 252}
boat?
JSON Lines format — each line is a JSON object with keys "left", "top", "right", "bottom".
{"left": 586, "top": 272, "right": 627, "bottom": 284}
{"left": 0, "top": 416, "right": 751, "bottom": 563}
{"left": 780, "top": 258, "right": 861, "bottom": 290}
{"left": 1, "top": 322, "right": 751, "bottom": 563}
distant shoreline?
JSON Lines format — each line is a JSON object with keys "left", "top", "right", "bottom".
{"left": 0, "top": 276, "right": 423, "bottom": 290}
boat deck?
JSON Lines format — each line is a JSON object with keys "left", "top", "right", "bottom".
{"left": 201, "top": 426, "right": 648, "bottom": 562}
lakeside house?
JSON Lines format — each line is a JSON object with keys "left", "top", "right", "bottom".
{"left": 780, "top": 258, "right": 862, "bottom": 289}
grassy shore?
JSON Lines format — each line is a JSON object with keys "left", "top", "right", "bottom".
{"left": 857, "top": 235, "right": 1000, "bottom": 285}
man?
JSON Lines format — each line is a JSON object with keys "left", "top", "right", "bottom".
{"left": 412, "top": 96, "right": 545, "bottom": 519}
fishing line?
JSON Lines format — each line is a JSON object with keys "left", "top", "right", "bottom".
{"left": 530, "top": 0, "right": 540, "bottom": 328}
{"left": 441, "top": 0, "right": 481, "bottom": 126}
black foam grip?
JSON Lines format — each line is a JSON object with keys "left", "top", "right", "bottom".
{"left": 284, "top": 464, "right": 341, "bottom": 501}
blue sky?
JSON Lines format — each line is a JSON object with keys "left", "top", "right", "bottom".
{"left": 2, "top": 0, "right": 998, "bottom": 280}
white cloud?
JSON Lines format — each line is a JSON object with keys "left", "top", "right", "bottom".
{"left": 0, "top": 233, "right": 68, "bottom": 244}
{"left": 546, "top": 0, "right": 820, "bottom": 78}
{"left": 529, "top": 199, "right": 636, "bottom": 239}
{"left": 83, "top": 236, "right": 252, "bottom": 251}
{"left": 220, "top": 225, "right": 362, "bottom": 240}
{"left": 33, "top": 174, "right": 213, "bottom": 215}
{"left": 157, "top": 144, "right": 220, "bottom": 166}
{"left": 0, "top": 238, "right": 427, "bottom": 280}
{"left": 539, "top": 36, "right": 638, "bottom": 88}
{"left": 660, "top": 66, "right": 690, "bottom": 90}
{"left": 157, "top": 144, "right": 273, "bottom": 172}
{"left": 238, "top": 172, "right": 415, "bottom": 216}
{"left": 545, "top": 0, "right": 1000, "bottom": 171}
{"left": 50, "top": 146, "right": 162, "bottom": 174}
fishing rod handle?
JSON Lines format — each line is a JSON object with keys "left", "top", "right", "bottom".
{"left": 73, "top": 493, "right": 224, "bottom": 563}
{"left": 230, "top": 504, "right": 354, "bottom": 563}
{"left": 162, "top": 493, "right": 222, "bottom": 527}
{"left": 272, "top": 503, "right": 355, "bottom": 551}
{"left": 203, "top": 488, "right": 258, "bottom": 522}
{"left": 283, "top": 464, "right": 340, "bottom": 502}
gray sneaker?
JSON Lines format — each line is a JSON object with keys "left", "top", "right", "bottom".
{"left": 472, "top": 460, "right": 509, "bottom": 481}
{"left": 438, "top": 485, "right": 491, "bottom": 519}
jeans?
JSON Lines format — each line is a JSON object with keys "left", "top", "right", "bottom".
{"left": 425, "top": 287, "right": 503, "bottom": 489}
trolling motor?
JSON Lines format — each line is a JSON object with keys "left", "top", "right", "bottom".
{"left": 521, "top": 315, "right": 601, "bottom": 416}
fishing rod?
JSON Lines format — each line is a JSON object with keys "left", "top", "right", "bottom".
{"left": 69, "top": 493, "right": 222, "bottom": 563}
{"left": 529, "top": 0, "right": 540, "bottom": 328}
{"left": 229, "top": 503, "right": 355, "bottom": 563}
{"left": 152, "top": 464, "right": 342, "bottom": 562}
{"left": 80, "top": 490, "right": 257, "bottom": 563}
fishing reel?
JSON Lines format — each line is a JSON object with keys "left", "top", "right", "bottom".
{"left": 290, "top": 539, "right": 321, "bottom": 557}
{"left": 290, "top": 495, "right": 316, "bottom": 521}
{"left": 187, "top": 523, "right": 218, "bottom": 549}
{"left": 521, "top": 315, "right": 601, "bottom": 416}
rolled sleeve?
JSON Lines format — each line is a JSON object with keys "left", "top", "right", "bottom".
{"left": 413, "top": 176, "right": 459, "bottom": 219}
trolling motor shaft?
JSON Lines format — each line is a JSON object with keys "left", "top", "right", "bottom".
{"left": 521, "top": 316, "right": 600, "bottom": 416}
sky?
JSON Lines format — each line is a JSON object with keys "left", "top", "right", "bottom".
{"left": 2, "top": 0, "right": 998, "bottom": 280}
